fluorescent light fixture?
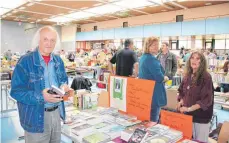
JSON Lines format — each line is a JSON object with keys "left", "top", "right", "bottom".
{"left": 47, "top": 16, "right": 73, "bottom": 23}
{"left": 6, "top": 13, "right": 12, "bottom": 16}
{"left": 26, "top": 3, "right": 34, "bottom": 7}
{"left": 93, "top": 3, "right": 103, "bottom": 7}
{"left": 135, "top": 7, "right": 146, "bottom": 9}
{"left": 161, "top": 9, "right": 167, "bottom": 12}
{"left": 37, "top": 19, "right": 41, "bottom": 22}
{"left": 2, "top": 15, "right": 6, "bottom": 18}
{"left": 80, "top": 7, "right": 88, "bottom": 10}
{"left": 148, "top": 5, "right": 156, "bottom": 7}
{"left": 0, "top": 0, "right": 27, "bottom": 15}
{"left": 205, "top": 3, "right": 212, "bottom": 6}
{"left": 19, "top": 7, "right": 26, "bottom": 10}
{"left": 12, "top": 10, "right": 18, "bottom": 13}
{"left": 58, "top": 13, "right": 64, "bottom": 16}
{"left": 30, "top": 22, "right": 35, "bottom": 23}
{"left": 148, "top": 0, "right": 163, "bottom": 5}
{"left": 114, "top": 0, "right": 153, "bottom": 9}
{"left": 66, "top": 11, "right": 96, "bottom": 20}
{"left": 68, "top": 10, "right": 75, "bottom": 13}
{"left": 85, "top": 4, "right": 123, "bottom": 15}
{"left": 43, "top": 18, "right": 48, "bottom": 20}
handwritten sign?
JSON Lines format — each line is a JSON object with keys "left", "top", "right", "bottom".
{"left": 160, "top": 110, "right": 193, "bottom": 139}
{"left": 126, "top": 78, "right": 155, "bottom": 121}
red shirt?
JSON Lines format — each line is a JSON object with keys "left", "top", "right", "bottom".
{"left": 42, "top": 55, "right": 50, "bottom": 65}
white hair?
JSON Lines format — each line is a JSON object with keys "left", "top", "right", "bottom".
{"left": 31, "top": 26, "right": 61, "bottom": 53}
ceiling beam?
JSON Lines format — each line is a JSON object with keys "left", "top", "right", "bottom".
{"left": 35, "top": 2, "right": 119, "bottom": 20}
{"left": 98, "top": 0, "right": 151, "bottom": 16}
{"left": 168, "top": 1, "right": 188, "bottom": 9}
{"left": 148, "top": 0, "right": 174, "bottom": 10}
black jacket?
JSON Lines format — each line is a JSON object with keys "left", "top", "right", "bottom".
{"left": 71, "top": 76, "right": 92, "bottom": 91}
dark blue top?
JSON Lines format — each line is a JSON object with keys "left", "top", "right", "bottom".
{"left": 138, "top": 53, "right": 167, "bottom": 107}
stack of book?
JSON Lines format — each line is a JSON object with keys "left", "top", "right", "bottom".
{"left": 121, "top": 121, "right": 156, "bottom": 142}
{"left": 144, "top": 124, "right": 183, "bottom": 143}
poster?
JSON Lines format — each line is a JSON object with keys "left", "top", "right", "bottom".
{"left": 110, "top": 76, "right": 127, "bottom": 112}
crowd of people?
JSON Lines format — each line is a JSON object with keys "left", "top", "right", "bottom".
{"left": 9, "top": 26, "right": 229, "bottom": 143}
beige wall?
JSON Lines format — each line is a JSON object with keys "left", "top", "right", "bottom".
{"left": 61, "top": 25, "right": 76, "bottom": 42}
{"left": 81, "top": 3, "right": 229, "bottom": 32}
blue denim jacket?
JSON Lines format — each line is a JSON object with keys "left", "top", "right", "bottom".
{"left": 10, "top": 48, "right": 68, "bottom": 133}
{"left": 138, "top": 54, "right": 167, "bottom": 107}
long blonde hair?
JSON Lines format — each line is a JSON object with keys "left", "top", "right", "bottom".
{"left": 185, "top": 50, "right": 207, "bottom": 85}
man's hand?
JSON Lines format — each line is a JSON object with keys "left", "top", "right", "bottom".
{"left": 42, "top": 88, "right": 63, "bottom": 103}
{"left": 60, "top": 84, "right": 74, "bottom": 96}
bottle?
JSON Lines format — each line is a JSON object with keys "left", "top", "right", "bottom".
{"left": 220, "top": 87, "right": 224, "bottom": 93}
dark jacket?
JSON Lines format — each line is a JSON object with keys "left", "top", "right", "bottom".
{"left": 157, "top": 52, "right": 177, "bottom": 78}
{"left": 71, "top": 76, "right": 92, "bottom": 91}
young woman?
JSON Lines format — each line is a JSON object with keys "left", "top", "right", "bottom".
{"left": 177, "top": 50, "right": 213, "bottom": 142}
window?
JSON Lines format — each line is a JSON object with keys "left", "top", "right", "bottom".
{"left": 215, "top": 40, "right": 226, "bottom": 49}
{"left": 226, "top": 39, "right": 229, "bottom": 49}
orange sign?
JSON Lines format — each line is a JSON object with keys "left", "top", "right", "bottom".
{"left": 160, "top": 110, "right": 193, "bottom": 139}
{"left": 126, "top": 78, "right": 155, "bottom": 121}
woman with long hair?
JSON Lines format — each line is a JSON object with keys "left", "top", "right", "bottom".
{"left": 138, "top": 37, "right": 168, "bottom": 122}
{"left": 177, "top": 50, "right": 213, "bottom": 142}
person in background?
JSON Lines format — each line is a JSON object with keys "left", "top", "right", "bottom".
{"left": 5, "top": 49, "right": 12, "bottom": 61}
{"left": 109, "top": 39, "right": 138, "bottom": 77}
{"left": 180, "top": 46, "right": 185, "bottom": 58}
{"left": 138, "top": 37, "right": 168, "bottom": 122}
{"left": 223, "top": 61, "right": 229, "bottom": 73}
{"left": 183, "top": 49, "right": 191, "bottom": 63}
{"left": 157, "top": 42, "right": 177, "bottom": 79}
{"left": 10, "top": 26, "right": 72, "bottom": 143}
{"left": 177, "top": 50, "right": 213, "bottom": 142}
{"left": 68, "top": 52, "right": 75, "bottom": 62}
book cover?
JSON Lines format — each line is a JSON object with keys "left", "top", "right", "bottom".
{"left": 147, "top": 124, "right": 169, "bottom": 134}
{"left": 83, "top": 132, "right": 111, "bottom": 143}
{"left": 128, "top": 128, "right": 147, "bottom": 143}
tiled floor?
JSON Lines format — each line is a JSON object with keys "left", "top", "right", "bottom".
{"left": 1, "top": 75, "right": 229, "bottom": 143}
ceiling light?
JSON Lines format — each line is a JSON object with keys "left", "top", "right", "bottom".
{"left": 43, "top": 18, "right": 48, "bottom": 20}
{"left": 66, "top": 11, "right": 96, "bottom": 20}
{"left": 85, "top": 4, "right": 123, "bottom": 15}
{"left": 205, "top": 3, "right": 212, "bottom": 6}
{"left": 19, "top": 7, "right": 26, "bottom": 10}
{"left": 161, "top": 9, "right": 167, "bottom": 12}
{"left": 30, "top": 22, "right": 35, "bottom": 23}
{"left": 2, "top": 15, "right": 6, "bottom": 18}
{"left": 6, "top": 13, "right": 12, "bottom": 16}
{"left": 59, "top": 13, "right": 64, "bottom": 16}
{"left": 80, "top": 7, "right": 88, "bottom": 10}
{"left": 115, "top": 0, "right": 153, "bottom": 9}
{"left": 37, "top": 19, "right": 41, "bottom": 22}
{"left": 68, "top": 10, "right": 75, "bottom": 13}
{"left": 148, "top": 5, "right": 156, "bottom": 7}
{"left": 47, "top": 16, "right": 73, "bottom": 23}
{"left": 93, "top": 3, "right": 103, "bottom": 7}
{"left": 26, "top": 3, "right": 34, "bottom": 7}
{"left": 12, "top": 10, "right": 18, "bottom": 13}
{"left": 135, "top": 7, "right": 146, "bottom": 9}
{"left": 0, "top": 0, "right": 27, "bottom": 15}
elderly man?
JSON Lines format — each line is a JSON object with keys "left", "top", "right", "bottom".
{"left": 10, "top": 26, "right": 71, "bottom": 143}
{"left": 157, "top": 42, "right": 177, "bottom": 79}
